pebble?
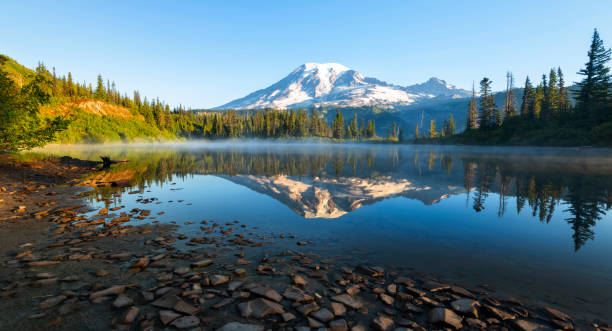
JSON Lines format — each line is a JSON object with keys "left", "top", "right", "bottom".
{"left": 238, "top": 298, "right": 284, "bottom": 318}
{"left": 218, "top": 322, "right": 264, "bottom": 331}
{"left": 210, "top": 274, "right": 230, "bottom": 286}
{"left": 250, "top": 286, "right": 283, "bottom": 302}
{"left": 123, "top": 306, "right": 140, "bottom": 324}
{"left": 89, "top": 285, "right": 126, "bottom": 300}
{"left": 112, "top": 294, "right": 133, "bottom": 308}
{"left": 158, "top": 310, "right": 181, "bottom": 325}
{"left": 372, "top": 314, "right": 394, "bottom": 330}
{"left": 450, "top": 298, "right": 480, "bottom": 317}
{"left": 38, "top": 295, "right": 67, "bottom": 309}
{"left": 331, "top": 294, "right": 363, "bottom": 309}
{"left": 429, "top": 307, "right": 463, "bottom": 330}
{"left": 170, "top": 316, "right": 200, "bottom": 329}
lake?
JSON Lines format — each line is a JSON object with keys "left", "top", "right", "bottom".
{"left": 31, "top": 142, "right": 612, "bottom": 321}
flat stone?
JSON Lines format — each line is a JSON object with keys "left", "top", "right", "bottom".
{"left": 394, "top": 277, "right": 415, "bottom": 287}
{"left": 283, "top": 287, "right": 314, "bottom": 302}
{"left": 142, "top": 291, "right": 154, "bottom": 301}
{"left": 174, "top": 299, "right": 198, "bottom": 315}
{"left": 112, "top": 293, "right": 133, "bottom": 308}
{"left": 152, "top": 293, "right": 181, "bottom": 309}
{"left": 405, "top": 303, "right": 423, "bottom": 313}
{"left": 38, "top": 295, "right": 67, "bottom": 309}
{"left": 213, "top": 298, "right": 235, "bottom": 309}
{"left": 131, "top": 256, "right": 149, "bottom": 268}
{"left": 513, "top": 319, "right": 553, "bottom": 331}
{"left": 174, "top": 267, "right": 191, "bottom": 275}
{"left": 346, "top": 284, "right": 360, "bottom": 296}
{"left": 542, "top": 306, "right": 571, "bottom": 322}
{"left": 293, "top": 274, "right": 308, "bottom": 286}
{"left": 28, "top": 261, "right": 60, "bottom": 267}
{"left": 32, "top": 278, "right": 58, "bottom": 287}
{"left": 211, "top": 274, "right": 230, "bottom": 286}
{"left": 331, "top": 294, "right": 363, "bottom": 309}
{"left": 465, "top": 318, "right": 487, "bottom": 329}
{"left": 191, "top": 259, "right": 213, "bottom": 268}
{"left": 483, "top": 304, "right": 516, "bottom": 320}
{"left": 297, "top": 301, "right": 319, "bottom": 315}
{"left": 171, "top": 316, "right": 200, "bottom": 329}
{"left": 218, "top": 322, "right": 264, "bottom": 331}
{"left": 238, "top": 298, "right": 284, "bottom": 318}
{"left": 372, "top": 314, "right": 394, "bottom": 330}
{"left": 282, "top": 312, "right": 296, "bottom": 322}
{"left": 450, "top": 298, "right": 479, "bottom": 317}
{"left": 405, "top": 287, "right": 426, "bottom": 297}
{"left": 449, "top": 286, "right": 475, "bottom": 299}
{"left": 123, "top": 306, "right": 139, "bottom": 324}
{"left": 356, "top": 265, "right": 384, "bottom": 277}
{"left": 331, "top": 302, "right": 346, "bottom": 316}
{"left": 89, "top": 285, "right": 126, "bottom": 300}
{"left": 423, "top": 280, "right": 451, "bottom": 292}
{"left": 159, "top": 310, "right": 182, "bottom": 325}
{"left": 228, "top": 281, "right": 243, "bottom": 291}
{"left": 429, "top": 307, "right": 463, "bottom": 330}
{"left": 308, "top": 317, "right": 324, "bottom": 327}
{"left": 330, "top": 319, "right": 348, "bottom": 331}
{"left": 311, "top": 308, "right": 334, "bottom": 322}
{"left": 250, "top": 286, "right": 283, "bottom": 302}
{"left": 379, "top": 293, "right": 394, "bottom": 305}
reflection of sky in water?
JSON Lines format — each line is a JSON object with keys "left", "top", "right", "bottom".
{"left": 33, "top": 143, "right": 612, "bottom": 321}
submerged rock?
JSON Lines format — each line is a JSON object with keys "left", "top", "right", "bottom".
{"left": 429, "top": 307, "right": 463, "bottom": 330}
{"left": 238, "top": 298, "right": 284, "bottom": 318}
{"left": 218, "top": 322, "right": 264, "bottom": 331}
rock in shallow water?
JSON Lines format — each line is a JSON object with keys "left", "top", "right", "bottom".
{"left": 217, "top": 322, "right": 264, "bottom": 331}
{"left": 170, "top": 316, "right": 200, "bottom": 329}
{"left": 159, "top": 310, "right": 181, "bottom": 325}
{"left": 238, "top": 298, "right": 284, "bottom": 318}
{"left": 450, "top": 298, "right": 479, "bottom": 317}
{"left": 331, "top": 294, "right": 363, "bottom": 309}
{"left": 429, "top": 307, "right": 463, "bottom": 330}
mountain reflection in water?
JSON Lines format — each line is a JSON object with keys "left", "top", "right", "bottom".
{"left": 35, "top": 143, "right": 612, "bottom": 252}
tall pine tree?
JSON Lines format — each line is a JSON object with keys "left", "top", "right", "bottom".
{"left": 577, "top": 28, "right": 611, "bottom": 120}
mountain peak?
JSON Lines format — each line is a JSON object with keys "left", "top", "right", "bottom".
{"left": 300, "top": 62, "right": 350, "bottom": 73}
{"left": 215, "top": 64, "right": 470, "bottom": 109}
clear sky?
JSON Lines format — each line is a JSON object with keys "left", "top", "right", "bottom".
{"left": 2, "top": 0, "right": 611, "bottom": 109}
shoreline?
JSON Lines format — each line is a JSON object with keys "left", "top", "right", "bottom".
{"left": 0, "top": 155, "right": 609, "bottom": 330}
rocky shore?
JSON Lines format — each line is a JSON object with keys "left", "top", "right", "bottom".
{"left": 0, "top": 155, "right": 609, "bottom": 331}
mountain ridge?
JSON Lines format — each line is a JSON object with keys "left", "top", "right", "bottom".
{"left": 215, "top": 62, "right": 471, "bottom": 110}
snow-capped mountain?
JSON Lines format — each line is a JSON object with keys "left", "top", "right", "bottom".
{"left": 215, "top": 62, "right": 471, "bottom": 110}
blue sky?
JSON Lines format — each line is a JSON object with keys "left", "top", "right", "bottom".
{"left": 2, "top": 1, "right": 611, "bottom": 108}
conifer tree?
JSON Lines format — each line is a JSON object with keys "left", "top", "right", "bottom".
{"left": 332, "top": 108, "right": 345, "bottom": 139}
{"left": 467, "top": 83, "right": 479, "bottom": 130}
{"left": 504, "top": 72, "right": 516, "bottom": 118}
{"left": 557, "top": 67, "right": 570, "bottom": 112}
{"left": 520, "top": 76, "right": 535, "bottom": 116}
{"left": 495, "top": 108, "right": 503, "bottom": 127}
{"left": 533, "top": 83, "right": 544, "bottom": 118}
{"left": 349, "top": 114, "right": 359, "bottom": 139}
{"left": 448, "top": 114, "right": 456, "bottom": 135}
{"left": 577, "top": 28, "right": 611, "bottom": 119}
{"left": 94, "top": 74, "right": 106, "bottom": 100}
{"left": 478, "top": 77, "right": 496, "bottom": 129}
{"left": 546, "top": 69, "right": 559, "bottom": 115}
{"left": 414, "top": 123, "right": 420, "bottom": 139}
{"left": 428, "top": 119, "right": 438, "bottom": 138}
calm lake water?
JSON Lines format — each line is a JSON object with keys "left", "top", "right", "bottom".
{"left": 32, "top": 142, "right": 612, "bottom": 321}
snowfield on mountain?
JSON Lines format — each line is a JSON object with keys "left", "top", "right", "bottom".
{"left": 215, "top": 62, "right": 471, "bottom": 109}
